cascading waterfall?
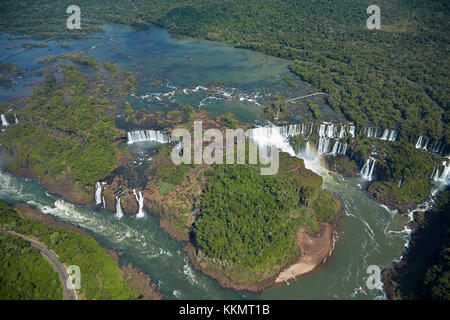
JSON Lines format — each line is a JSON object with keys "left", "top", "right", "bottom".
{"left": 14, "top": 114, "right": 18, "bottom": 124}
{"left": 300, "top": 141, "right": 315, "bottom": 160}
{"left": 438, "top": 161, "right": 450, "bottom": 185}
{"left": 317, "top": 137, "right": 330, "bottom": 155}
{"left": 285, "top": 124, "right": 301, "bottom": 137}
{"left": 102, "top": 196, "right": 106, "bottom": 208}
{"left": 133, "top": 189, "right": 145, "bottom": 218}
{"left": 307, "top": 124, "right": 314, "bottom": 139}
{"left": 318, "top": 124, "right": 326, "bottom": 138}
{"left": 127, "top": 130, "right": 171, "bottom": 144}
{"left": 1, "top": 114, "right": 9, "bottom": 127}
{"left": 432, "top": 141, "right": 441, "bottom": 154}
{"left": 361, "top": 158, "right": 376, "bottom": 181}
{"left": 338, "top": 126, "right": 346, "bottom": 139}
{"left": 115, "top": 196, "right": 124, "bottom": 218}
{"left": 245, "top": 126, "right": 295, "bottom": 156}
{"left": 431, "top": 140, "right": 445, "bottom": 154}
{"left": 422, "top": 138, "right": 429, "bottom": 151}
{"left": 326, "top": 124, "right": 335, "bottom": 138}
{"left": 431, "top": 165, "right": 440, "bottom": 182}
{"left": 366, "top": 127, "right": 374, "bottom": 138}
{"left": 380, "top": 129, "right": 389, "bottom": 140}
{"left": 341, "top": 143, "right": 347, "bottom": 155}
{"left": 348, "top": 126, "right": 355, "bottom": 137}
{"left": 95, "top": 182, "right": 102, "bottom": 205}
{"left": 415, "top": 136, "right": 423, "bottom": 149}
{"left": 330, "top": 140, "right": 339, "bottom": 155}
{"left": 388, "top": 130, "right": 397, "bottom": 142}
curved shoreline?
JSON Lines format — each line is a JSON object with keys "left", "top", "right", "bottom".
{"left": 185, "top": 208, "right": 344, "bottom": 293}
{"left": 275, "top": 223, "right": 334, "bottom": 283}
{"left": 9, "top": 201, "right": 163, "bottom": 300}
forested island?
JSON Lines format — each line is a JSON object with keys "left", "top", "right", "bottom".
{"left": 0, "top": 0, "right": 448, "bottom": 299}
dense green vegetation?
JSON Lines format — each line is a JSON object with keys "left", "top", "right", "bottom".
{"left": 0, "top": 62, "right": 21, "bottom": 88}
{"left": 0, "top": 199, "right": 138, "bottom": 300}
{"left": 364, "top": 139, "right": 438, "bottom": 206}
{"left": 21, "top": 42, "right": 48, "bottom": 49}
{"left": 149, "top": 147, "right": 191, "bottom": 196}
{"left": 306, "top": 100, "right": 322, "bottom": 120}
{"left": 103, "top": 61, "right": 118, "bottom": 78}
{"left": 0, "top": 58, "right": 123, "bottom": 199}
{"left": 194, "top": 152, "right": 341, "bottom": 282}
{"left": 263, "top": 93, "right": 289, "bottom": 121}
{"left": 222, "top": 112, "right": 238, "bottom": 129}
{"left": 195, "top": 164, "right": 299, "bottom": 274}
{"left": 0, "top": 233, "right": 63, "bottom": 300}
{"left": 283, "top": 74, "right": 298, "bottom": 90}
{"left": 384, "top": 189, "right": 450, "bottom": 300}
{"left": 0, "top": 1, "right": 447, "bottom": 142}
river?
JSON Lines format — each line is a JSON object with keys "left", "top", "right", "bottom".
{"left": 0, "top": 23, "right": 413, "bottom": 299}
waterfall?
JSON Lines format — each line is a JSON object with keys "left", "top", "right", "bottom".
{"left": 431, "top": 166, "right": 440, "bottom": 182}
{"left": 398, "top": 178, "right": 402, "bottom": 188}
{"left": 14, "top": 114, "right": 18, "bottom": 124}
{"left": 286, "top": 124, "right": 301, "bottom": 137}
{"left": 1, "top": 114, "right": 9, "bottom": 127}
{"left": 388, "top": 130, "right": 397, "bottom": 142}
{"left": 366, "top": 127, "right": 374, "bottom": 138}
{"left": 127, "top": 130, "right": 171, "bottom": 144}
{"left": 422, "top": 138, "right": 429, "bottom": 151}
{"left": 415, "top": 136, "right": 423, "bottom": 149}
{"left": 431, "top": 140, "right": 445, "bottom": 154}
{"left": 380, "top": 129, "right": 389, "bottom": 141}
{"left": 301, "top": 141, "right": 316, "bottom": 160}
{"left": 115, "top": 197, "right": 124, "bottom": 218}
{"left": 308, "top": 124, "right": 314, "bottom": 138}
{"left": 330, "top": 140, "right": 339, "bottom": 156}
{"left": 133, "top": 189, "right": 145, "bottom": 218}
{"left": 245, "top": 126, "right": 295, "bottom": 156}
{"left": 300, "top": 123, "right": 313, "bottom": 137}
{"left": 341, "top": 143, "right": 347, "bottom": 155}
{"left": 317, "top": 137, "right": 330, "bottom": 155}
{"left": 338, "top": 126, "right": 346, "bottom": 139}
{"left": 361, "top": 158, "right": 376, "bottom": 181}
{"left": 348, "top": 126, "right": 355, "bottom": 137}
{"left": 361, "top": 159, "right": 370, "bottom": 179}
{"left": 318, "top": 124, "right": 326, "bottom": 138}
{"left": 95, "top": 182, "right": 102, "bottom": 205}
{"left": 432, "top": 141, "right": 441, "bottom": 153}
{"left": 438, "top": 161, "right": 450, "bottom": 185}
{"left": 326, "top": 124, "right": 335, "bottom": 138}
{"left": 102, "top": 196, "right": 106, "bottom": 208}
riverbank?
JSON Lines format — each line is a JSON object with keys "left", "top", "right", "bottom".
{"left": 382, "top": 189, "right": 450, "bottom": 300}
{"left": 275, "top": 224, "right": 333, "bottom": 283}
{"left": 5, "top": 201, "right": 163, "bottom": 300}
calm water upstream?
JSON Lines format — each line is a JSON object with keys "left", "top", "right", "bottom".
{"left": 0, "top": 24, "right": 411, "bottom": 299}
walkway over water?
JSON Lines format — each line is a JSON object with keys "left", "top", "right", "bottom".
{"left": 287, "top": 92, "right": 327, "bottom": 103}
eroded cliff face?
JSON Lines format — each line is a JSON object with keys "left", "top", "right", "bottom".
{"left": 382, "top": 190, "right": 450, "bottom": 300}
